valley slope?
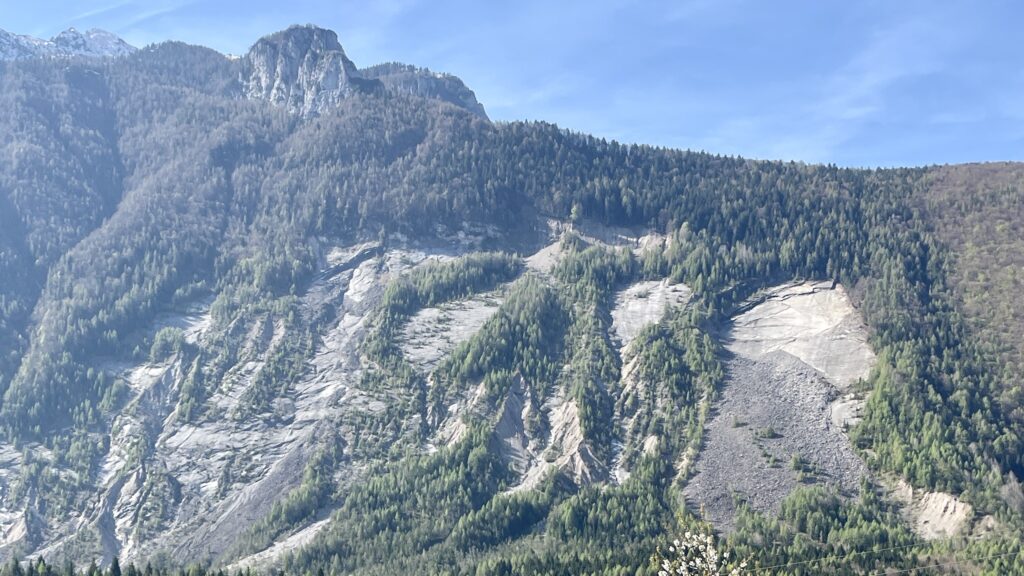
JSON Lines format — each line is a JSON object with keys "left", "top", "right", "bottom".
{"left": 0, "top": 24, "right": 1022, "bottom": 576}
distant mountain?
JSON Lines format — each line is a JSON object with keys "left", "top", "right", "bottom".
{"left": 1, "top": 24, "right": 488, "bottom": 120}
{"left": 0, "top": 27, "right": 135, "bottom": 60}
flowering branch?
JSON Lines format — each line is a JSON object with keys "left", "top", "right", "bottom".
{"left": 655, "top": 531, "right": 749, "bottom": 576}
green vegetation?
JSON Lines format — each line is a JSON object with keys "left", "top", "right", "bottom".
{"left": 232, "top": 431, "right": 346, "bottom": 558}
{"left": 149, "top": 328, "right": 186, "bottom": 363}
{"left": 0, "top": 36, "right": 1022, "bottom": 576}
{"left": 363, "top": 252, "right": 523, "bottom": 362}
{"left": 354, "top": 252, "right": 523, "bottom": 451}
{"left": 284, "top": 426, "right": 509, "bottom": 574}
{"left": 435, "top": 274, "right": 568, "bottom": 403}
{"left": 554, "top": 245, "right": 635, "bottom": 453}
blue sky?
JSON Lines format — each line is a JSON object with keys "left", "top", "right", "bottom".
{"left": 4, "top": 0, "right": 1023, "bottom": 167}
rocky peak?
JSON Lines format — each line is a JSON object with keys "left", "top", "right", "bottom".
{"left": 242, "top": 25, "right": 381, "bottom": 116}
{"left": 0, "top": 29, "right": 40, "bottom": 60}
{"left": 242, "top": 25, "right": 489, "bottom": 120}
{"left": 51, "top": 28, "right": 136, "bottom": 58}
{"left": 254, "top": 25, "right": 350, "bottom": 64}
{"left": 0, "top": 27, "right": 135, "bottom": 61}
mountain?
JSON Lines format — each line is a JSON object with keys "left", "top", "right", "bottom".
{"left": 0, "top": 27, "right": 135, "bottom": 60}
{"left": 240, "top": 25, "right": 488, "bottom": 119}
{"left": 242, "top": 25, "right": 382, "bottom": 116}
{"left": 0, "top": 24, "right": 1022, "bottom": 576}
{"left": 361, "top": 62, "right": 489, "bottom": 120}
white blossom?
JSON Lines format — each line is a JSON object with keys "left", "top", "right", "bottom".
{"left": 653, "top": 531, "right": 749, "bottom": 576}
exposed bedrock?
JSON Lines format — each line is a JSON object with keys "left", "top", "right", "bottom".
{"left": 685, "top": 280, "right": 876, "bottom": 532}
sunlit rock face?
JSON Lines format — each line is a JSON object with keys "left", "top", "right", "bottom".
{"left": 686, "top": 281, "right": 876, "bottom": 532}
{"left": 241, "top": 26, "right": 489, "bottom": 120}
{"left": 242, "top": 25, "right": 381, "bottom": 116}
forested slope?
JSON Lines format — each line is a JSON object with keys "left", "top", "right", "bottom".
{"left": 0, "top": 25, "right": 1021, "bottom": 575}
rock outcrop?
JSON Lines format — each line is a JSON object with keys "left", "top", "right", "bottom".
{"left": 361, "top": 62, "right": 489, "bottom": 119}
{"left": 398, "top": 288, "right": 505, "bottom": 373}
{"left": 610, "top": 279, "right": 692, "bottom": 354}
{"left": 242, "top": 26, "right": 489, "bottom": 119}
{"left": 511, "top": 390, "right": 607, "bottom": 490}
{"left": 242, "top": 25, "right": 382, "bottom": 116}
{"left": 892, "top": 480, "right": 975, "bottom": 540}
{"left": 0, "top": 240, "right": 484, "bottom": 565}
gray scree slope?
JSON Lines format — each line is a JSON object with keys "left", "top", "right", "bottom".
{"left": 685, "top": 281, "right": 876, "bottom": 532}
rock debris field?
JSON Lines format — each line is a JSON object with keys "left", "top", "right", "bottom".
{"left": 398, "top": 291, "right": 505, "bottom": 373}
{"left": 685, "top": 281, "right": 876, "bottom": 532}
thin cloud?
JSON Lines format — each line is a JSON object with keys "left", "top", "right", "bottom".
{"left": 121, "top": 0, "right": 200, "bottom": 30}
{"left": 818, "top": 17, "right": 947, "bottom": 122}
{"left": 113, "top": 0, "right": 204, "bottom": 47}
{"left": 739, "top": 12, "right": 964, "bottom": 164}
{"left": 69, "top": 1, "right": 135, "bottom": 25}
{"left": 7, "top": 1, "right": 1019, "bottom": 166}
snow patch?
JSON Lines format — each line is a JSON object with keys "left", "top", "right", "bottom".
{"left": 0, "top": 27, "right": 135, "bottom": 61}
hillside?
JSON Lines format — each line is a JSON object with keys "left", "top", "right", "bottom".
{"left": 0, "top": 24, "right": 1022, "bottom": 575}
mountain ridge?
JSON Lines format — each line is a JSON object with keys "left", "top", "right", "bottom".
{"left": 0, "top": 24, "right": 491, "bottom": 120}
{"left": 239, "top": 24, "right": 489, "bottom": 119}
{"left": 241, "top": 24, "right": 382, "bottom": 116}
{"left": 0, "top": 23, "right": 1021, "bottom": 575}
{"left": 0, "top": 27, "right": 135, "bottom": 60}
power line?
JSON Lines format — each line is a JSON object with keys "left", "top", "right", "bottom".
{"left": 742, "top": 543, "right": 1020, "bottom": 575}
{"left": 748, "top": 541, "right": 931, "bottom": 574}
{"left": 868, "top": 550, "right": 1020, "bottom": 575}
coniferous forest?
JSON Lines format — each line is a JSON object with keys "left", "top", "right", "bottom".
{"left": 0, "top": 25, "right": 1023, "bottom": 576}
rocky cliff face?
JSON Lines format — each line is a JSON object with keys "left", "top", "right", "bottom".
{"left": 361, "top": 62, "right": 489, "bottom": 119}
{"left": 0, "top": 21, "right": 1013, "bottom": 574}
{"left": 2, "top": 24, "right": 489, "bottom": 120}
{"left": 0, "top": 28, "right": 135, "bottom": 60}
{"left": 684, "top": 281, "right": 875, "bottom": 532}
{"left": 241, "top": 25, "right": 382, "bottom": 116}
{"left": 241, "top": 26, "right": 489, "bottom": 119}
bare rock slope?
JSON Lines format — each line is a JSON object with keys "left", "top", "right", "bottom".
{"left": 610, "top": 279, "right": 692, "bottom": 353}
{"left": 0, "top": 239, "right": 504, "bottom": 566}
{"left": 892, "top": 480, "right": 975, "bottom": 540}
{"left": 685, "top": 281, "right": 876, "bottom": 531}
{"left": 398, "top": 290, "right": 505, "bottom": 373}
